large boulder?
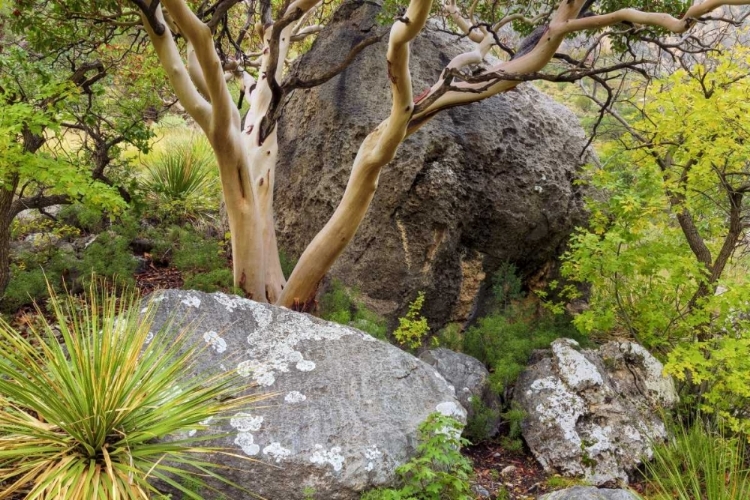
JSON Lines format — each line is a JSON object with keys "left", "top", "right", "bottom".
{"left": 145, "top": 290, "right": 465, "bottom": 500}
{"left": 514, "top": 339, "right": 678, "bottom": 486}
{"left": 539, "top": 486, "right": 641, "bottom": 500}
{"left": 419, "top": 348, "right": 500, "bottom": 437}
{"left": 276, "top": 1, "right": 589, "bottom": 327}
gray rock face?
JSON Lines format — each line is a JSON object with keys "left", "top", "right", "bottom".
{"left": 419, "top": 348, "right": 500, "bottom": 436}
{"left": 539, "top": 486, "right": 641, "bottom": 500}
{"left": 515, "top": 339, "right": 678, "bottom": 486}
{"left": 145, "top": 289, "right": 465, "bottom": 500}
{"left": 275, "top": 1, "right": 589, "bottom": 327}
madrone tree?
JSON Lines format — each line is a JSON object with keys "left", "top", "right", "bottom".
{"left": 95, "top": 0, "right": 750, "bottom": 307}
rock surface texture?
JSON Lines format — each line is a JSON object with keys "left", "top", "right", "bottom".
{"left": 538, "top": 486, "right": 641, "bottom": 500}
{"left": 145, "top": 290, "right": 465, "bottom": 500}
{"left": 515, "top": 339, "right": 678, "bottom": 486}
{"left": 275, "top": 1, "right": 589, "bottom": 327}
{"left": 419, "top": 348, "right": 500, "bottom": 436}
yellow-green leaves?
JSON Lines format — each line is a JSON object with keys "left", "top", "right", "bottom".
{"left": 393, "top": 292, "right": 430, "bottom": 350}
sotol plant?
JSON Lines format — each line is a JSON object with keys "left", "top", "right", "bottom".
{"left": 0, "top": 281, "right": 260, "bottom": 499}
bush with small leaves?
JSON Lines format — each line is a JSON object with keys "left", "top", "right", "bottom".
{"left": 360, "top": 413, "right": 473, "bottom": 500}
{"left": 393, "top": 292, "right": 429, "bottom": 350}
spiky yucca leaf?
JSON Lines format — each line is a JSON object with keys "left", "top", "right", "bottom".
{"left": 144, "top": 136, "right": 217, "bottom": 202}
{"left": 0, "top": 282, "right": 261, "bottom": 499}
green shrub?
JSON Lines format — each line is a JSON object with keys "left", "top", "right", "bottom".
{"left": 320, "top": 280, "right": 354, "bottom": 324}
{"left": 499, "top": 403, "right": 526, "bottom": 452}
{"left": 436, "top": 323, "right": 463, "bottom": 352}
{"left": 0, "top": 280, "right": 262, "bottom": 499}
{"left": 491, "top": 262, "right": 523, "bottom": 311}
{"left": 393, "top": 292, "right": 429, "bottom": 350}
{"left": 79, "top": 232, "right": 137, "bottom": 286}
{"left": 361, "top": 413, "right": 473, "bottom": 500}
{"left": 183, "top": 268, "right": 234, "bottom": 293}
{"left": 644, "top": 419, "right": 750, "bottom": 500}
{"left": 59, "top": 204, "right": 106, "bottom": 233}
{"left": 464, "top": 396, "right": 500, "bottom": 444}
{"left": 2, "top": 263, "right": 49, "bottom": 312}
{"left": 463, "top": 303, "right": 585, "bottom": 397}
{"left": 351, "top": 306, "right": 388, "bottom": 340}
{"left": 319, "top": 280, "right": 388, "bottom": 339}
{"left": 172, "top": 228, "right": 226, "bottom": 272}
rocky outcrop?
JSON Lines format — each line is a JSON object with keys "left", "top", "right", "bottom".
{"left": 275, "top": 1, "right": 589, "bottom": 327}
{"left": 515, "top": 339, "right": 678, "bottom": 486}
{"left": 145, "top": 290, "right": 465, "bottom": 500}
{"left": 539, "top": 486, "right": 641, "bottom": 500}
{"left": 419, "top": 348, "right": 500, "bottom": 437}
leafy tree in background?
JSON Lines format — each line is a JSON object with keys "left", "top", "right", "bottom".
{"left": 0, "top": 3, "right": 163, "bottom": 294}
{"left": 564, "top": 46, "right": 750, "bottom": 433}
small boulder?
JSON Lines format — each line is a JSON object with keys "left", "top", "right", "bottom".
{"left": 145, "top": 290, "right": 465, "bottom": 500}
{"left": 419, "top": 348, "right": 500, "bottom": 437}
{"left": 539, "top": 486, "right": 641, "bottom": 500}
{"left": 515, "top": 339, "right": 677, "bottom": 486}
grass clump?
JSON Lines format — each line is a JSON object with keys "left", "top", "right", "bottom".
{"left": 643, "top": 419, "right": 750, "bottom": 500}
{"left": 142, "top": 133, "right": 220, "bottom": 223}
{"left": 0, "top": 280, "right": 259, "bottom": 499}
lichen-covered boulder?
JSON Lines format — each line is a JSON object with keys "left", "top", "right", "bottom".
{"left": 514, "top": 339, "right": 678, "bottom": 486}
{"left": 539, "top": 486, "right": 641, "bottom": 500}
{"left": 144, "top": 289, "right": 465, "bottom": 500}
{"left": 419, "top": 348, "right": 500, "bottom": 437}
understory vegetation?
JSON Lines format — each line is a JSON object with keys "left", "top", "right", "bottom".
{"left": 0, "top": 281, "right": 260, "bottom": 499}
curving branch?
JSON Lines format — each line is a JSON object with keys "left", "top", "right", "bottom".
{"left": 278, "top": 0, "right": 433, "bottom": 308}
{"left": 283, "top": 34, "right": 382, "bottom": 91}
{"left": 135, "top": 2, "right": 212, "bottom": 130}
{"left": 162, "top": 0, "right": 237, "bottom": 132}
{"left": 409, "top": 0, "right": 750, "bottom": 133}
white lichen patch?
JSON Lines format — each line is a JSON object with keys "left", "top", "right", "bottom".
{"left": 552, "top": 339, "right": 603, "bottom": 391}
{"left": 436, "top": 401, "right": 467, "bottom": 420}
{"left": 235, "top": 432, "right": 260, "bottom": 456}
{"left": 235, "top": 304, "right": 353, "bottom": 387}
{"left": 203, "top": 330, "right": 227, "bottom": 354}
{"left": 364, "top": 445, "right": 382, "bottom": 472}
{"left": 181, "top": 295, "right": 201, "bottom": 308}
{"left": 582, "top": 424, "right": 614, "bottom": 456}
{"left": 213, "top": 292, "right": 254, "bottom": 313}
{"left": 287, "top": 351, "right": 303, "bottom": 363}
{"left": 187, "top": 416, "right": 214, "bottom": 437}
{"left": 296, "top": 360, "right": 315, "bottom": 371}
{"left": 284, "top": 391, "right": 306, "bottom": 403}
{"left": 529, "top": 376, "right": 585, "bottom": 446}
{"left": 263, "top": 442, "right": 292, "bottom": 463}
{"left": 230, "top": 412, "right": 264, "bottom": 432}
{"left": 620, "top": 342, "right": 678, "bottom": 405}
{"left": 310, "top": 445, "right": 345, "bottom": 472}
{"left": 144, "top": 332, "right": 154, "bottom": 345}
